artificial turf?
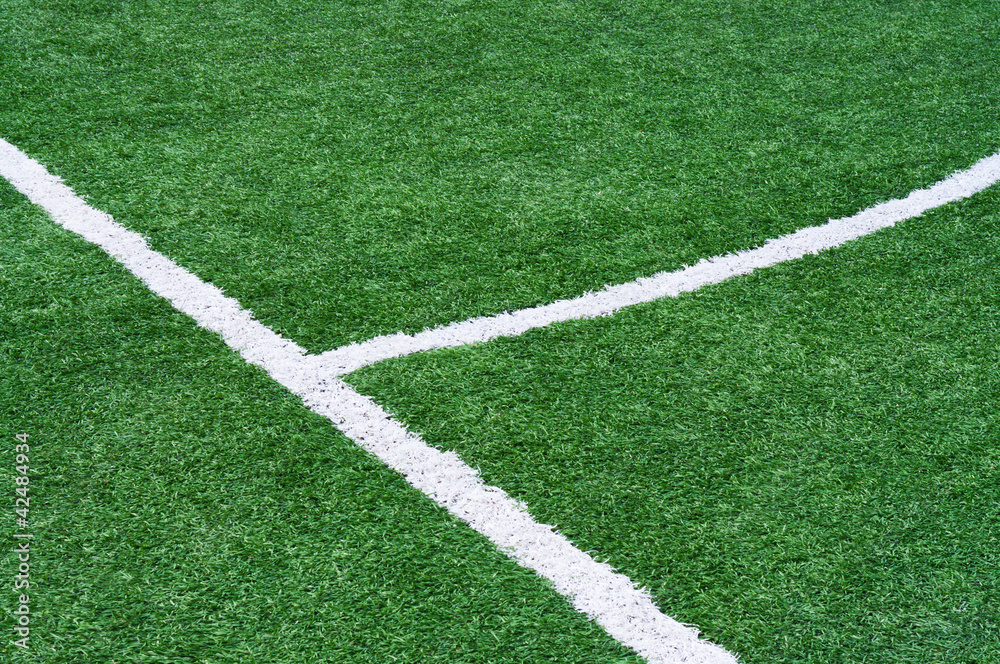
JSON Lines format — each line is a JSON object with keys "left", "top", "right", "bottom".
{"left": 2, "top": 0, "right": 999, "bottom": 351}
{"left": 349, "top": 188, "right": 1000, "bottom": 663}
{"left": 4, "top": 1, "right": 1000, "bottom": 661}
{"left": 0, "top": 179, "right": 644, "bottom": 663}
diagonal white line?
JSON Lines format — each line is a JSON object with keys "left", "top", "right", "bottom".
{"left": 1, "top": 137, "right": 739, "bottom": 663}
{"left": 8, "top": 136, "right": 999, "bottom": 663}
{"left": 316, "top": 149, "right": 1000, "bottom": 376}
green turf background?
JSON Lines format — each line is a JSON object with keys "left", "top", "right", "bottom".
{"left": 3, "top": 1, "right": 1000, "bottom": 661}
{"left": 2, "top": 0, "right": 999, "bottom": 351}
{"left": 0, "top": 180, "right": 643, "bottom": 663}
{"left": 350, "top": 189, "right": 1000, "bottom": 663}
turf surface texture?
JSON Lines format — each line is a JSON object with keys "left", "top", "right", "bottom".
{"left": 2, "top": 0, "right": 1000, "bottom": 662}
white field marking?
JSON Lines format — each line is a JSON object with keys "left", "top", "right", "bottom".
{"left": 0, "top": 137, "right": 739, "bottom": 663}
{"left": 316, "top": 149, "right": 1000, "bottom": 376}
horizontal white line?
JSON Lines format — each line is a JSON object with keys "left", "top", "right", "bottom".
{"left": 1, "top": 136, "right": 740, "bottom": 663}
{"left": 316, "top": 150, "right": 1000, "bottom": 375}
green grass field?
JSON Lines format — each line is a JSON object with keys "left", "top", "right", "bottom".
{"left": 4, "top": 0, "right": 999, "bottom": 353}
{"left": 0, "top": 180, "right": 644, "bottom": 662}
{"left": 351, "top": 189, "right": 1000, "bottom": 663}
{"left": 2, "top": 0, "right": 999, "bottom": 662}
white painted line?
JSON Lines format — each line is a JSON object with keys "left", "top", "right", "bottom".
{"left": 316, "top": 150, "right": 1000, "bottom": 376}
{"left": 0, "top": 137, "right": 740, "bottom": 663}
